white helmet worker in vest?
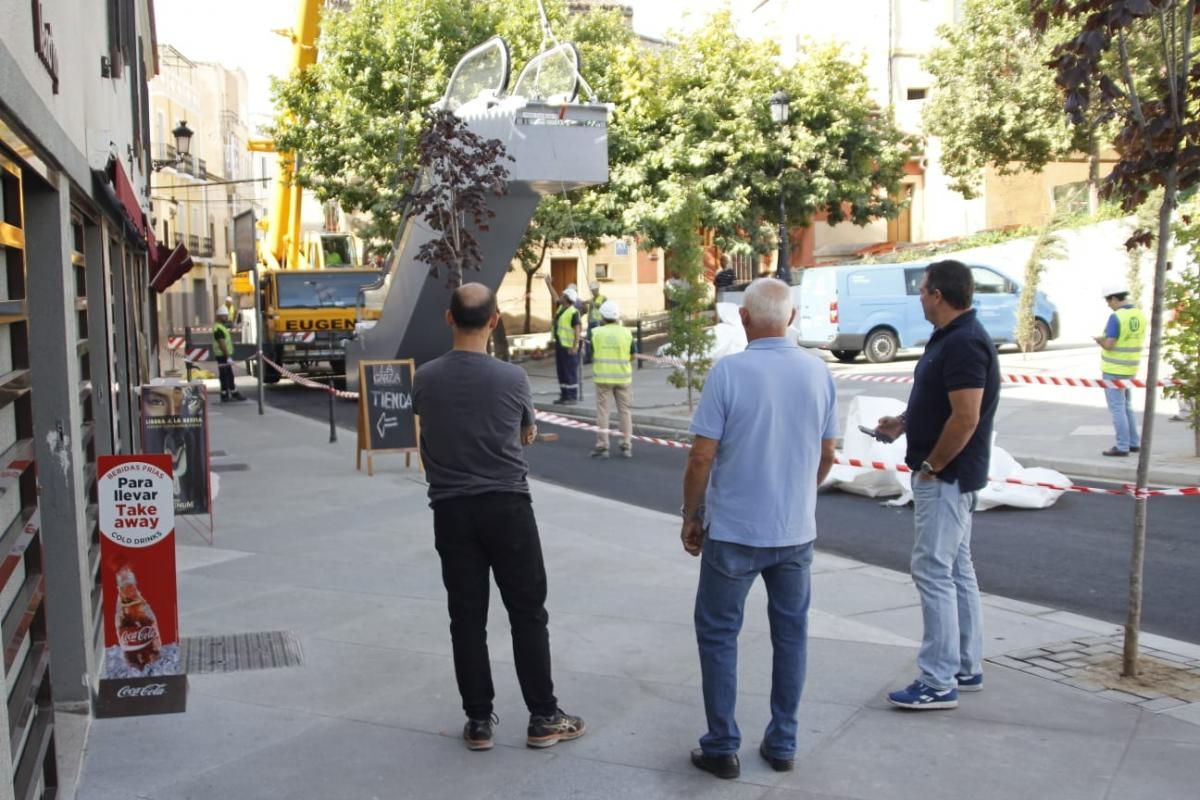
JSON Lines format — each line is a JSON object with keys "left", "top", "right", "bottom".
{"left": 1094, "top": 284, "right": 1146, "bottom": 456}
{"left": 590, "top": 299, "right": 635, "bottom": 459}
{"left": 544, "top": 274, "right": 583, "bottom": 403}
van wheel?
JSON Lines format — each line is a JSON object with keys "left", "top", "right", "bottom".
{"left": 831, "top": 349, "right": 860, "bottom": 363}
{"left": 1032, "top": 320, "right": 1051, "bottom": 352}
{"left": 864, "top": 330, "right": 899, "bottom": 364}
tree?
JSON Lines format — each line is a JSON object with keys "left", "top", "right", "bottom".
{"left": 1036, "top": 0, "right": 1200, "bottom": 677}
{"left": 404, "top": 109, "right": 511, "bottom": 287}
{"left": 662, "top": 188, "right": 712, "bottom": 412}
{"left": 616, "top": 12, "right": 914, "bottom": 255}
{"left": 513, "top": 197, "right": 609, "bottom": 333}
{"left": 1016, "top": 221, "right": 1066, "bottom": 353}
{"left": 924, "top": 0, "right": 1111, "bottom": 205}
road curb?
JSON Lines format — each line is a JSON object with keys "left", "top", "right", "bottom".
{"left": 535, "top": 402, "right": 1197, "bottom": 487}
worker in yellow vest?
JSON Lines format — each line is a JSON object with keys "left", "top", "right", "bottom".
{"left": 213, "top": 307, "right": 245, "bottom": 402}
{"left": 584, "top": 281, "right": 607, "bottom": 364}
{"left": 590, "top": 300, "right": 635, "bottom": 459}
{"left": 1094, "top": 284, "right": 1146, "bottom": 456}
{"left": 545, "top": 276, "right": 582, "bottom": 404}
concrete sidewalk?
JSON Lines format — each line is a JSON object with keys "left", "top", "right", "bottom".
{"left": 522, "top": 345, "right": 1200, "bottom": 487}
{"left": 69, "top": 397, "right": 1200, "bottom": 799}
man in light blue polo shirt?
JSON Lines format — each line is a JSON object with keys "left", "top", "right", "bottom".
{"left": 681, "top": 278, "right": 838, "bottom": 780}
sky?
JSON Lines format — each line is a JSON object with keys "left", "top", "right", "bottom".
{"left": 152, "top": 0, "right": 727, "bottom": 126}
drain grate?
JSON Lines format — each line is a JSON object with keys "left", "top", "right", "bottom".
{"left": 180, "top": 631, "right": 304, "bottom": 674}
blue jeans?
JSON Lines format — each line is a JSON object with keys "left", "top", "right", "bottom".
{"left": 1103, "top": 373, "right": 1140, "bottom": 451}
{"left": 694, "top": 539, "right": 813, "bottom": 758}
{"left": 910, "top": 475, "right": 983, "bottom": 691}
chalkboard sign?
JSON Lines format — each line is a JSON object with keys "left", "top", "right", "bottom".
{"left": 356, "top": 359, "right": 420, "bottom": 475}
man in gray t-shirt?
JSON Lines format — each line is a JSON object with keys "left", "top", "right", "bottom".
{"left": 412, "top": 283, "right": 584, "bottom": 753}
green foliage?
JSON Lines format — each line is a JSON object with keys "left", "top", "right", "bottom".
{"left": 662, "top": 188, "right": 713, "bottom": 411}
{"left": 1167, "top": 197, "right": 1200, "bottom": 445}
{"left": 615, "top": 12, "right": 915, "bottom": 254}
{"left": 1016, "top": 222, "right": 1066, "bottom": 352}
{"left": 924, "top": 0, "right": 1084, "bottom": 198}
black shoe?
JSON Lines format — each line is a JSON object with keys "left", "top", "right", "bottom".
{"left": 231, "top": 391, "right": 247, "bottom": 401}
{"left": 219, "top": 393, "right": 231, "bottom": 403}
{"left": 527, "top": 709, "right": 586, "bottom": 748}
{"left": 759, "top": 742, "right": 794, "bottom": 772}
{"left": 1129, "top": 446, "right": 1140, "bottom": 453}
{"left": 464, "top": 713, "right": 498, "bottom": 751}
{"left": 690, "top": 748, "right": 740, "bottom": 779}
{"left": 552, "top": 397, "right": 567, "bottom": 405}
{"left": 1101, "top": 447, "right": 1129, "bottom": 457}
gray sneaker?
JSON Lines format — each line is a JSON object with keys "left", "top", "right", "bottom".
{"left": 620, "top": 446, "right": 632, "bottom": 459}
{"left": 526, "top": 709, "right": 586, "bottom": 748}
{"left": 590, "top": 446, "right": 609, "bottom": 459}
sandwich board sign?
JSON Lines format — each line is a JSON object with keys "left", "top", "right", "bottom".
{"left": 356, "top": 359, "right": 420, "bottom": 475}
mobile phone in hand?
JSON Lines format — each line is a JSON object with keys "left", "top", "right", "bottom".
{"left": 857, "top": 424, "right": 894, "bottom": 444}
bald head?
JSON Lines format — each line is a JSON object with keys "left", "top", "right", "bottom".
{"left": 741, "top": 277, "right": 794, "bottom": 335}
{"left": 449, "top": 283, "right": 497, "bottom": 330}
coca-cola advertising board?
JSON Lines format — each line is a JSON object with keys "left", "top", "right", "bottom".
{"left": 95, "top": 454, "right": 187, "bottom": 717}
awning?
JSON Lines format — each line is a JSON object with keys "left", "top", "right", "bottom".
{"left": 150, "top": 243, "right": 194, "bottom": 293}
{"left": 109, "top": 157, "right": 147, "bottom": 237}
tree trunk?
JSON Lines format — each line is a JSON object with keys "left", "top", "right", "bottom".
{"left": 523, "top": 269, "right": 535, "bottom": 334}
{"left": 492, "top": 316, "right": 510, "bottom": 362}
{"left": 1087, "top": 132, "right": 1101, "bottom": 216}
{"left": 1123, "top": 163, "right": 1178, "bottom": 678}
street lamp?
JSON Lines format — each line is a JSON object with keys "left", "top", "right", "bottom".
{"left": 152, "top": 120, "right": 195, "bottom": 172}
{"left": 769, "top": 90, "right": 791, "bottom": 284}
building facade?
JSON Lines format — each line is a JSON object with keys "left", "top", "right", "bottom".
{"left": 1, "top": 1, "right": 162, "bottom": 796}
{"left": 735, "top": 0, "right": 1101, "bottom": 261}
{"left": 149, "top": 44, "right": 263, "bottom": 340}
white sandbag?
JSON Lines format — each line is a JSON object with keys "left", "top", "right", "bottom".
{"left": 827, "top": 394, "right": 1069, "bottom": 510}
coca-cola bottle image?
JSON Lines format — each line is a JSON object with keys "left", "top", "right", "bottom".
{"left": 115, "top": 566, "right": 162, "bottom": 669}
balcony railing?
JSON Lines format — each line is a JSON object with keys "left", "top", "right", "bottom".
{"left": 187, "top": 234, "right": 200, "bottom": 252}
{"left": 198, "top": 237, "right": 214, "bottom": 257}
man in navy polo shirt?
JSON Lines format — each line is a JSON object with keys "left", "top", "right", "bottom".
{"left": 875, "top": 260, "right": 1000, "bottom": 710}
{"left": 681, "top": 278, "right": 838, "bottom": 778}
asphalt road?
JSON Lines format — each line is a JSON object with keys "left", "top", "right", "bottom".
{"left": 262, "top": 382, "right": 1200, "bottom": 644}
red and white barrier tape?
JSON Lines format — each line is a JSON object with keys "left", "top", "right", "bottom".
{"left": 834, "top": 372, "right": 1184, "bottom": 390}
{"left": 259, "top": 355, "right": 360, "bottom": 400}
{"left": 532, "top": 411, "right": 1199, "bottom": 499}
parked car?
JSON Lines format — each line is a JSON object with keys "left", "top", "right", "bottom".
{"left": 794, "top": 262, "right": 1060, "bottom": 362}
{"left": 722, "top": 262, "right": 1060, "bottom": 363}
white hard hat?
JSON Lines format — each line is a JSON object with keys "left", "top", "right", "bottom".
{"left": 1102, "top": 284, "right": 1130, "bottom": 298}
{"left": 563, "top": 287, "right": 578, "bottom": 303}
{"left": 225, "top": 295, "right": 233, "bottom": 303}
{"left": 600, "top": 300, "right": 620, "bottom": 320}
{"left": 216, "top": 306, "right": 229, "bottom": 318}
{"left": 589, "top": 281, "right": 600, "bottom": 291}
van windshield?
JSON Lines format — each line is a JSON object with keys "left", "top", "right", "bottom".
{"left": 275, "top": 273, "right": 378, "bottom": 309}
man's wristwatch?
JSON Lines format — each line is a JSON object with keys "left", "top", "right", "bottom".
{"left": 919, "top": 460, "right": 938, "bottom": 478}
{"left": 680, "top": 504, "right": 705, "bottom": 521}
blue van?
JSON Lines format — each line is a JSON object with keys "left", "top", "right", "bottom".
{"left": 793, "top": 262, "right": 1060, "bottom": 363}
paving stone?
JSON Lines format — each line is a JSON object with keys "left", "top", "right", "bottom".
{"left": 1042, "top": 641, "right": 1082, "bottom": 655}
{"left": 1140, "top": 697, "right": 1190, "bottom": 712}
{"left": 987, "top": 655, "right": 1030, "bottom": 671}
{"left": 1011, "top": 647, "right": 1051, "bottom": 660}
{"left": 1081, "top": 645, "right": 1113, "bottom": 656}
{"left": 1024, "top": 666, "right": 1068, "bottom": 681}
{"left": 1098, "top": 689, "right": 1149, "bottom": 704}
{"left": 1029, "top": 658, "right": 1068, "bottom": 671}
{"left": 1061, "top": 677, "right": 1108, "bottom": 692}
{"left": 1073, "top": 635, "right": 1117, "bottom": 647}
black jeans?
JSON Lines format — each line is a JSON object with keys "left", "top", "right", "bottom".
{"left": 216, "top": 355, "right": 236, "bottom": 396}
{"left": 432, "top": 492, "right": 557, "bottom": 719}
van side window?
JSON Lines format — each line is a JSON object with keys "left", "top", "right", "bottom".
{"left": 904, "top": 268, "right": 924, "bottom": 296}
{"left": 971, "top": 267, "right": 1009, "bottom": 295}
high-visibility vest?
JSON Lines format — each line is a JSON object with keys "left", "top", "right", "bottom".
{"left": 554, "top": 305, "right": 578, "bottom": 348}
{"left": 588, "top": 294, "right": 607, "bottom": 325}
{"left": 213, "top": 321, "right": 234, "bottom": 358}
{"left": 1100, "top": 306, "right": 1147, "bottom": 376}
{"left": 592, "top": 323, "right": 633, "bottom": 385}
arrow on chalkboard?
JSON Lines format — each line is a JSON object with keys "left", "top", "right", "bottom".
{"left": 376, "top": 413, "right": 399, "bottom": 439}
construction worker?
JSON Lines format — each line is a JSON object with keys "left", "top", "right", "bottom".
{"left": 590, "top": 300, "right": 635, "bottom": 458}
{"left": 223, "top": 295, "right": 240, "bottom": 327}
{"left": 545, "top": 276, "right": 582, "bottom": 404}
{"left": 584, "top": 280, "right": 607, "bottom": 364}
{"left": 1095, "top": 284, "right": 1146, "bottom": 456}
{"left": 213, "top": 307, "right": 245, "bottom": 402}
